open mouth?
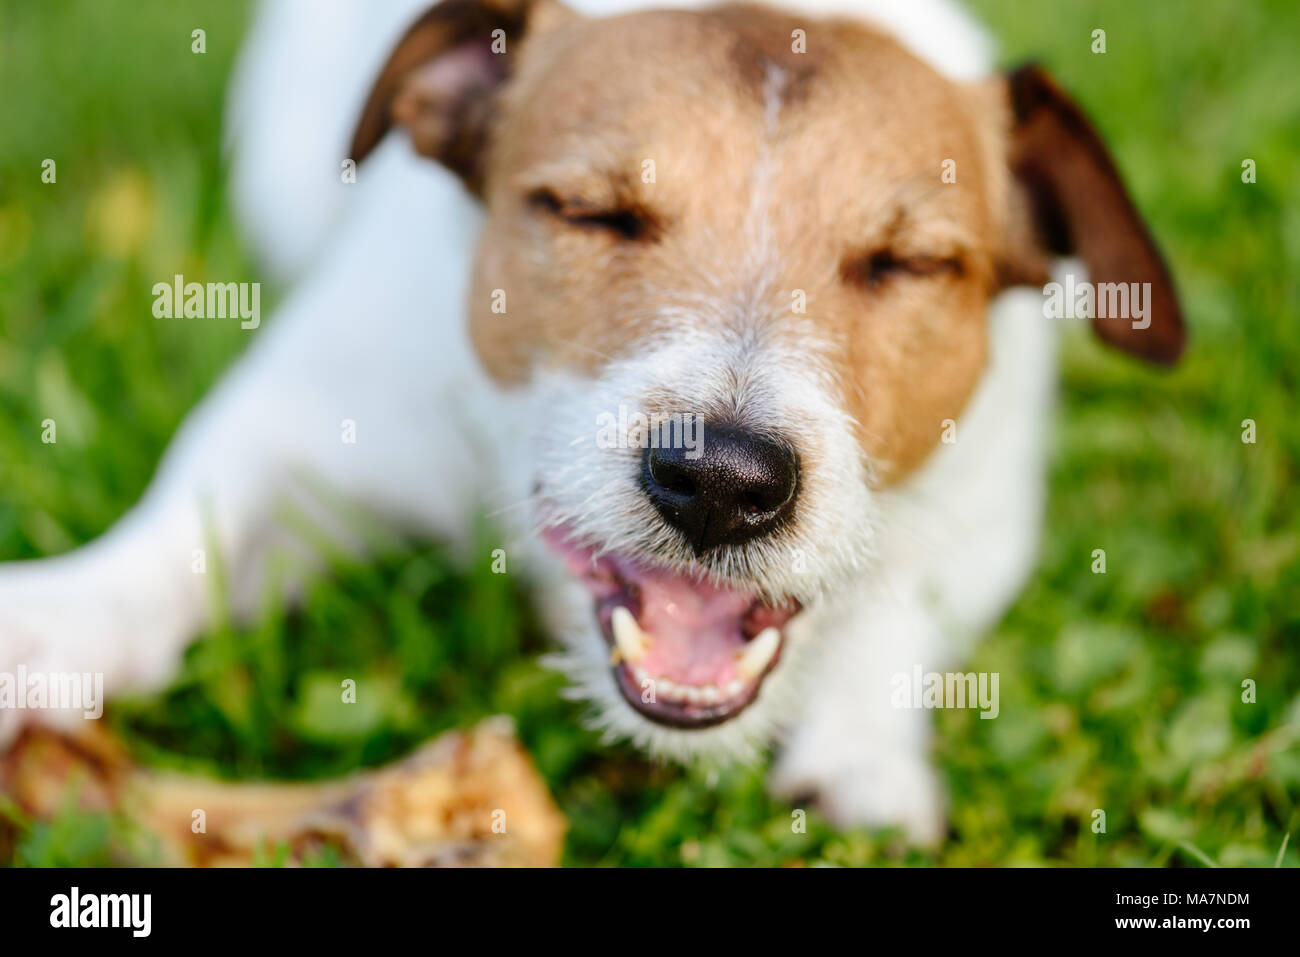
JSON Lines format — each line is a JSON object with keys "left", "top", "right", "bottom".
{"left": 544, "top": 527, "right": 801, "bottom": 729}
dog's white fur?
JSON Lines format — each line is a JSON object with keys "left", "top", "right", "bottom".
{"left": 0, "top": 0, "right": 1053, "bottom": 842}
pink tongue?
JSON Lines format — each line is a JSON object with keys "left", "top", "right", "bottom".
{"left": 632, "top": 565, "right": 754, "bottom": 685}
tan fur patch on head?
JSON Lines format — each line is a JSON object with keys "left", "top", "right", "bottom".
{"left": 469, "top": 4, "right": 1010, "bottom": 484}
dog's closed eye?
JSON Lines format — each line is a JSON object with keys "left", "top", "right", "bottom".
{"left": 527, "top": 188, "right": 656, "bottom": 241}
{"left": 840, "top": 250, "right": 965, "bottom": 290}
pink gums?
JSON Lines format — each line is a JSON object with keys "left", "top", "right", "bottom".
{"left": 632, "top": 565, "right": 753, "bottom": 685}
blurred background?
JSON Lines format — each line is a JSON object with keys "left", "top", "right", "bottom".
{"left": 0, "top": 0, "right": 1296, "bottom": 866}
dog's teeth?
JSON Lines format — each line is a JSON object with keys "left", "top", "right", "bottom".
{"left": 611, "top": 605, "right": 649, "bottom": 663}
{"left": 735, "top": 627, "right": 781, "bottom": 680}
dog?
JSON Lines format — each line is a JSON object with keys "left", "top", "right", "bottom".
{"left": 0, "top": 0, "right": 1183, "bottom": 842}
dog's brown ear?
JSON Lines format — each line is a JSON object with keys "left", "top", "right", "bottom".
{"left": 350, "top": 0, "right": 569, "bottom": 193}
{"left": 997, "top": 63, "right": 1185, "bottom": 364}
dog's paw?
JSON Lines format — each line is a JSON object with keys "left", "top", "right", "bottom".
{"left": 770, "top": 748, "right": 947, "bottom": 846}
{"left": 0, "top": 567, "right": 189, "bottom": 744}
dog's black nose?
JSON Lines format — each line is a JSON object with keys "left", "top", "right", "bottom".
{"left": 643, "top": 424, "right": 798, "bottom": 552}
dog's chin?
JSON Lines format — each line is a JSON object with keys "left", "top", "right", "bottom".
{"left": 542, "top": 526, "right": 801, "bottom": 731}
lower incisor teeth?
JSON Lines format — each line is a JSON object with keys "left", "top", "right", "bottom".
{"left": 631, "top": 666, "right": 728, "bottom": 704}
{"left": 735, "top": 627, "right": 782, "bottom": 680}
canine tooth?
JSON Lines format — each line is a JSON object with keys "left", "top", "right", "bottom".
{"left": 736, "top": 627, "right": 781, "bottom": 680}
{"left": 610, "top": 606, "right": 648, "bottom": 663}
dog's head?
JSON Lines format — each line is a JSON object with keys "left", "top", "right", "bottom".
{"left": 352, "top": 0, "right": 1183, "bottom": 757}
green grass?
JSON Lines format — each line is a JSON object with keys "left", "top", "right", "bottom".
{"left": 1, "top": 0, "right": 1297, "bottom": 866}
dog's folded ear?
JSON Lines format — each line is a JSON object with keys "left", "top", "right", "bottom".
{"left": 350, "top": 0, "right": 569, "bottom": 193}
{"left": 995, "top": 63, "right": 1185, "bottom": 364}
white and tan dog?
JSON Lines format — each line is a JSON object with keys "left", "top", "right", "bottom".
{"left": 0, "top": 0, "right": 1182, "bottom": 841}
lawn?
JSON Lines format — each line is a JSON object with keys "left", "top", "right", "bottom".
{"left": 0, "top": 0, "right": 1296, "bottom": 866}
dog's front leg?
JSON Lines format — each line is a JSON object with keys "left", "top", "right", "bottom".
{"left": 0, "top": 341, "right": 324, "bottom": 733}
{"left": 0, "top": 222, "right": 496, "bottom": 740}
{"left": 771, "top": 594, "right": 951, "bottom": 845}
